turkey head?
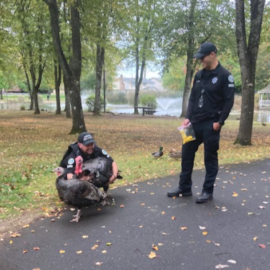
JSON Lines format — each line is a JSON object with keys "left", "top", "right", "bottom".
{"left": 74, "top": 156, "right": 83, "bottom": 177}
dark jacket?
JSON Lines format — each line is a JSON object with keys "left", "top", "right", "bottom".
{"left": 60, "top": 143, "right": 114, "bottom": 175}
{"left": 186, "top": 62, "right": 235, "bottom": 124}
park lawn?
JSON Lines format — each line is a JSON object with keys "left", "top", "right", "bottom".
{"left": 0, "top": 110, "right": 270, "bottom": 227}
{"left": 0, "top": 93, "right": 66, "bottom": 103}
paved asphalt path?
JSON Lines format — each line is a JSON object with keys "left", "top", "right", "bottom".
{"left": 1, "top": 159, "right": 270, "bottom": 270}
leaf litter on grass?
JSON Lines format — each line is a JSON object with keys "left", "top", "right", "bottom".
{"left": 1, "top": 112, "right": 270, "bottom": 230}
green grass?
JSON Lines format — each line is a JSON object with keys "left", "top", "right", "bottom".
{"left": 0, "top": 111, "right": 269, "bottom": 224}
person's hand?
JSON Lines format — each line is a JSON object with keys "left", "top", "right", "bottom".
{"left": 109, "top": 174, "right": 117, "bottom": 184}
{"left": 67, "top": 173, "right": 73, "bottom": 180}
{"left": 213, "top": 122, "right": 221, "bottom": 131}
{"left": 182, "top": 119, "right": 190, "bottom": 127}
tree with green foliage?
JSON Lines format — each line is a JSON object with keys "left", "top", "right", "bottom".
{"left": 161, "top": 0, "right": 236, "bottom": 117}
{"left": 43, "top": 0, "right": 86, "bottom": 134}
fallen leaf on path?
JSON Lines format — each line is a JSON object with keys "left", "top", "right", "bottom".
{"left": 95, "top": 262, "right": 103, "bottom": 266}
{"left": 161, "top": 212, "right": 165, "bottom": 215}
{"left": 227, "top": 260, "right": 236, "bottom": 264}
{"left": 202, "top": 231, "right": 208, "bottom": 236}
{"left": 213, "top": 241, "right": 220, "bottom": 246}
{"left": 215, "top": 264, "right": 229, "bottom": 269}
{"left": 106, "top": 242, "right": 112, "bottom": 246}
{"left": 140, "top": 203, "right": 145, "bottom": 206}
{"left": 199, "top": 226, "right": 206, "bottom": 230}
{"left": 91, "top": 244, "right": 99, "bottom": 250}
{"left": 148, "top": 251, "right": 156, "bottom": 259}
{"left": 11, "top": 233, "right": 21, "bottom": 238}
{"left": 23, "top": 224, "right": 29, "bottom": 228}
{"left": 258, "top": 206, "right": 265, "bottom": 209}
{"left": 171, "top": 216, "right": 176, "bottom": 220}
{"left": 241, "top": 188, "right": 248, "bottom": 191}
{"left": 232, "top": 192, "right": 238, "bottom": 197}
{"left": 33, "top": 247, "right": 40, "bottom": 251}
{"left": 76, "top": 251, "right": 83, "bottom": 254}
{"left": 248, "top": 212, "right": 255, "bottom": 216}
{"left": 180, "top": 227, "right": 187, "bottom": 230}
{"left": 158, "top": 243, "right": 164, "bottom": 246}
{"left": 9, "top": 240, "right": 13, "bottom": 244}
{"left": 259, "top": 244, "right": 266, "bottom": 248}
{"left": 102, "top": 250, "right": 107, "bottom": 254}
{"left": 23, "top": 249, "right": 28, "bottom": 254}
{"left": 59, "top": 250, "right": 65, "bottom": 254}
{"left": 253, "top": 236, "right": 258, "bottom": 241}
{"left": 82, "top": 235, "right": 88, "bottom": 238}
{"left": 262, "top": 224, "right": 267, "bottom": 227}
{"left": 120, "top": 205, "right": 124, "bottom": 208}
{"left": 152, "top": 244, "right": 158, "bottom": 251}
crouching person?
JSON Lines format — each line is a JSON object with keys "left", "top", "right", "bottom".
{"left": 60, "top": 132, "right": 119, "bottom": 192}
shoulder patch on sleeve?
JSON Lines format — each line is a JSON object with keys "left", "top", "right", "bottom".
{"left": 228, "top": 83, "right": 235, "bottom": 87}
{"left": 68, "top": 158, "right": 75, "bottom": 165}
{"left": 228, "top": 75, "right": 234, "bottom": 83}
{"left": 102, "top": 149, "right": 108, "bottom": 155}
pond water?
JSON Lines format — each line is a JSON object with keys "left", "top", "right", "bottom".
{"left": 1, "top": 96, "right": 270, "bottom": 123}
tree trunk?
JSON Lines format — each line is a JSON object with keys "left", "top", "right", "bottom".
{"left": 44, "top": 0, "right": 86, "bottom": 134}
{"left": 133, "top": 14, "right": 148, "bottom": 115}
{"left": 234, "top": 0, "right": 265, "bottom": 145}
{"left": 63, "top": 74, "right": 71, "bottom": 118}
{"left": 103, "top": 68, "right": 106, "bottom": 113}
{"left": 33, "top": 87, "right": 40, "bottom": 114}
{"left": 180, "top": 0, "right": 197, "bottom": 118}
{"left": 54, "top": 60, "right": 62, "bottom": 114}
{"left": 93, "top": 43, "right": 104, "bottom": 116}
{"left": 29, "top": 93, "right": 34, "bottom": 110}
{"left": 22, "top": 62, "right": 33, "bottom": 110}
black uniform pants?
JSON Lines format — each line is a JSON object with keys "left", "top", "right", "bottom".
{"left": 179, "top": 120, "right": 220, "bottom": 194}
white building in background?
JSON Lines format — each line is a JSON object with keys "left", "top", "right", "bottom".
{"left": 112, "top": 75, "right": 166, "bottom": 92}
{"left": 258, "top": 84, "right": 270, "bottom": 109}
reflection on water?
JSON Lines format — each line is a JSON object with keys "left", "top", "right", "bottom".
{"left": 1, "top": 98, "right": 270, "bottom": 123}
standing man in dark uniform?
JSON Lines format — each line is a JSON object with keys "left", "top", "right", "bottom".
{"left": 60, "top": 132, "right": 119, "bottom": 192}
{"left": 167, "top": 42, "right": 235, "bottom": 203}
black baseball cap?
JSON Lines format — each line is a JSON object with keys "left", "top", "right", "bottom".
{"left": 194, "top": 42, "right": 217, "bottom": 59}
{"left": 78, "top": 132, "right": 95, "bottom": 145}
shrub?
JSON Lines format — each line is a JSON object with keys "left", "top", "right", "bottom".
{"left": 140, "top": 94, "right": 157, "bottom": 109}
{"left": 20, "top": 105, "right": 25, "bottom": 110}
{"left": 85, "top": 95, "right": 104, "bottom": 112}
{"left": 106, "top": 91, "right": 128, "bottom": 104}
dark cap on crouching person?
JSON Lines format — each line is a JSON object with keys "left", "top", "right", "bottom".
{"left": 194, "top": 42, "right": 217, "bottom": 59}
{"left": 78, "top": 132, "right": 96, "bottom": 145}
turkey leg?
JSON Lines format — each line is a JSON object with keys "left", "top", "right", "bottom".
{"left": 70, "top": 209, "right": 81, "bottom": 222}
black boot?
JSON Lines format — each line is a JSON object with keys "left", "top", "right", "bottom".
{"left": 167, "top": 187, "right": 192, "bottom": 197}
{"left": 196, "top": 192, "right": 213, "bottom": 203}
{"left": 103, "top": 185, "right": 109, "bottom": 193}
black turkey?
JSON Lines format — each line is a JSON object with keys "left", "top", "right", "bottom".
{"left": 54, "top": 167, "right": 114, "bottom": 222}
{"left": 81, "top": 157, "right": 123, "bottom": 190}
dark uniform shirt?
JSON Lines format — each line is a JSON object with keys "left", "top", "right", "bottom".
{"left": 60, "top": 143, "right": 114, "bottom": 175}
{"left": 186, "top": 62, "right": 235, "bottom": 124}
